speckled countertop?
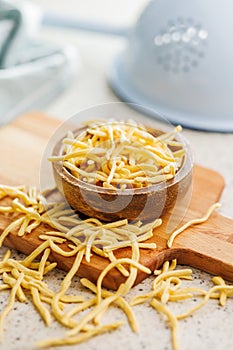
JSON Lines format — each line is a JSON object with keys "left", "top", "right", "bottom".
{"left": 1, "top": 1, "right": 233, "bottom": 349}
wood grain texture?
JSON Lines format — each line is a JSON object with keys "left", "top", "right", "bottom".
{"left": 0, "top": 112, "right": 233, "bottom": 289}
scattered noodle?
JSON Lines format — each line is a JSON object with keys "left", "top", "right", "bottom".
{"left": 167, "top": 203, "right": 221, "bottom": 248}
{"left": 36, "top": 322, "right": 124, "bottom": 348}
{"left": 80, "top": 278, "right": 138, "bottom": 333}
{"left": 2, "top": 272, "right": 26, "bottom": 302}
{"left": 0, "top": 272, "right": 24, "bottom": 340}
{"left": 130, "top": 259, "right": 233, "bottom": 350}
{"left": 212, "top": 276, "right": 227, "bottom": 306}
{"left": 0, "top": 184, "right": 232, "bottom": 350}
{"left": 31, "top": 286, "right": 52, "bottom": 326}
{"left": 150, "top": 299, "right": 179, "bottom": 350}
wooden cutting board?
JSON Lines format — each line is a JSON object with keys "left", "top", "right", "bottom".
{"left": 1, "top": 113, "right": 233, "bottom": 290}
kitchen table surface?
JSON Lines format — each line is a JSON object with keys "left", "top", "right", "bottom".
{"left": 1, "top": 1, "right": 233, "bottom": 350}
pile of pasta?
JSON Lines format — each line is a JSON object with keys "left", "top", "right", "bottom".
{"left": 0, "top": 185, "right": 232, "bottom": 350}
{"left": 49, "top": 120, "right": 186, "bottom": 189}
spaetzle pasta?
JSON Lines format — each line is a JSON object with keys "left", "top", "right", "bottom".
{"left": 0, "top": 184, "right": 231, "bottom": 350}
{"left": 49, "top": 121, "right": 185, "bottom": 188}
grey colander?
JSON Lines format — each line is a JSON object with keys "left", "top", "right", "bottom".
{"left": 42, "top": 0, "right": 233, "bottom": 132}
{"left": 109, "top": 0, "right": 233, "bottom": 132}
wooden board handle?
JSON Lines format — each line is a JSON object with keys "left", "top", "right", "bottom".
{"left": 171, "top": 212, "right": 233, "bottom": 281}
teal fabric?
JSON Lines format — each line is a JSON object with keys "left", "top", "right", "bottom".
{"left": 0, "top": 2, "right": 21, "bottom": 69}
{"left": 0, "top": 1, "right": 77, "bottom": 124}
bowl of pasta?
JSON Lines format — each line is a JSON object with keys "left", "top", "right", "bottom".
{"left": 50, "top": 119, "right": 193, "bottom": 222}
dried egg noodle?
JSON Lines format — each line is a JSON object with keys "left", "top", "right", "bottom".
{"left": 0, "top": 184, "right": 231, "bottom": 350}
{"left": 49, "top": 120, "right": 185, "bottom": 189}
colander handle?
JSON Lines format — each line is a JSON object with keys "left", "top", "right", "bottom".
{"left": 42, "top": 12, "right": 129, "bottom": 37}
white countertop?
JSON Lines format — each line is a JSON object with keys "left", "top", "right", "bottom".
{"left": 1, "top": 1, "right": 233, "bottom": 349}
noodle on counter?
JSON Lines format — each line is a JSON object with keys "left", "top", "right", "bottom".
{"left": 0, "top": 184, "right": 230, "bottom": 350}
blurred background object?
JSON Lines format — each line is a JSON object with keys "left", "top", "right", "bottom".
{"left": 42, "top": 0, "right": 233, "bottom": 132}
{"left": 1, "top": 0, "right": 233, "bottom": 132}
{"left": 0, "top": 0, "right": 78, "bottom": 125}
{"left": 109, "top": 0, "right": 233, "bottom": 132}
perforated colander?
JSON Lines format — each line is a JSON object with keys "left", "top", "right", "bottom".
{"left": 108, "top": 0, "right": 233, "bottom": 132}
{"left": 7, "top": 0, "right": 233, "bottom": 131}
